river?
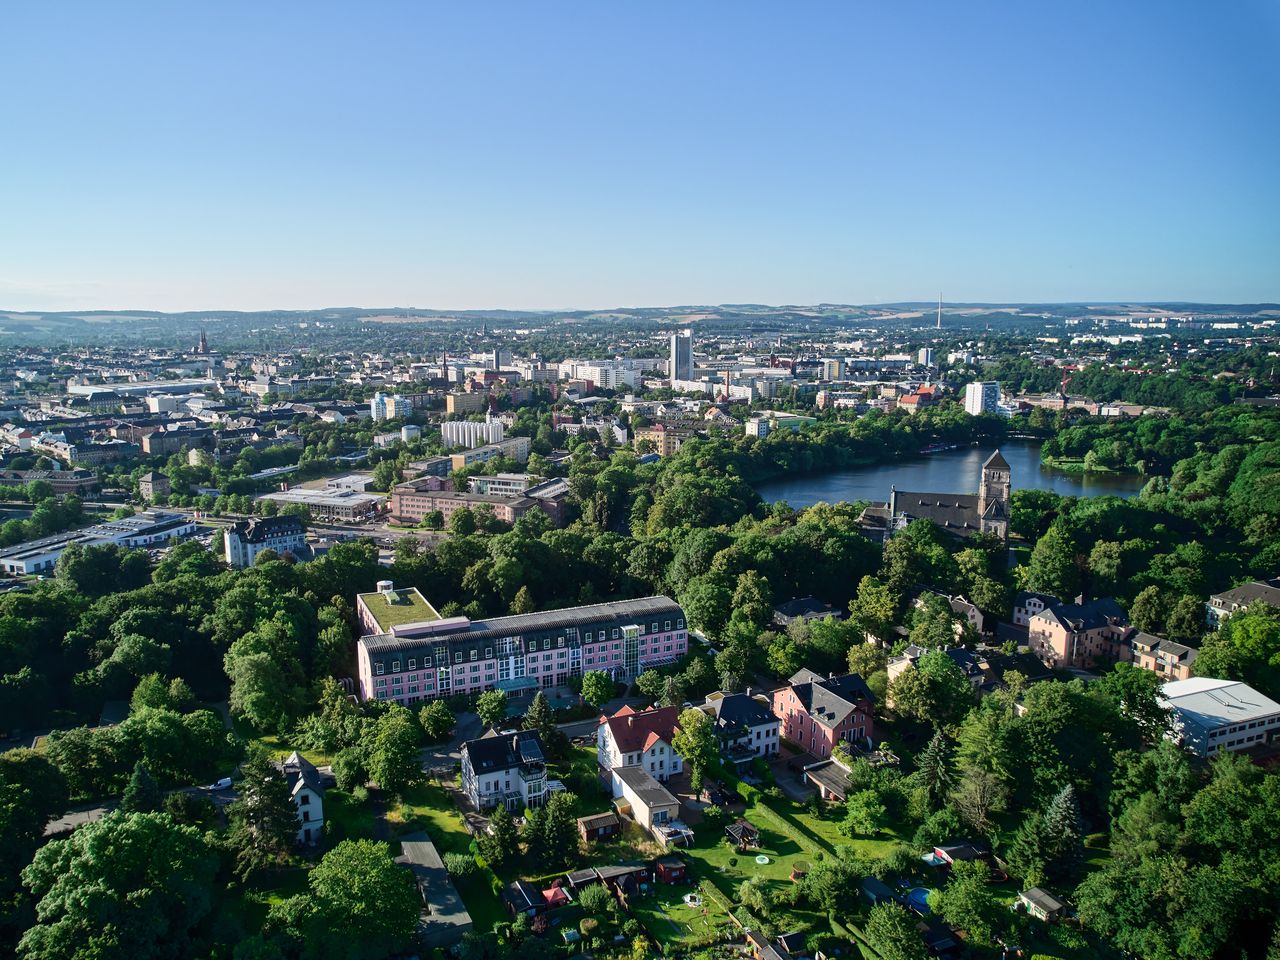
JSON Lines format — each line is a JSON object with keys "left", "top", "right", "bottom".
{"left": 753, "top": 441, "right": 1146, "bottom": 509}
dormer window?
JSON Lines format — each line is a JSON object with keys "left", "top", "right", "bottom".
{"left": 375, "top": 663, "right": 385, "bottom": 675}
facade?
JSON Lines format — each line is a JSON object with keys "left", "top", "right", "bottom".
{"left": 468, "top": 473, "right": 535, "bottom": 497}
{"left": 1206, "top": 577, "right": 1280, "bottom": 628}
{"left": 442, "top": 418, "right": 504, "bottom": 449}
{"left": 257, "top": 487, "right": 384, "bottom": 522}
{"left": 597, "top": 705, "right": 683, "bottom": 796}
{"left": 770, "top": 669, "right": 876, "bottom": 759}
{"left": 964, "top": 381, "right": 1002, "bottom": 416}
{"left": 634, "top": 422, "right": 695, "bottom": 457}
{"left": 446, "top": 392, "right": 489, "bottom": 415}
{"left": 702, "top": 692, "right": 780, "bottom": 765}
{"left": 137, "top": 471, "right": 171, "bottom": 501}
{"left": 1027, "top": 596, "right": 1129, "bottom": 669}
{"left": 450, "top": 435, "right": 531, "bottom": 470}
{"left": 0, "top": 510, "right": 196, "bottom": 575}
{"left": 613, "top": 765, "right": 679, "bottom": 831}
{"left": 1160, "top": 677, "right": 1280, "bottom": 757}
{"left": 280, "top": 750, "right": 325, "bottom": 844}
{"left": 355, "top": 588, "right": 687, "bottom": 706}
{"left": 1013, "top": 591, "right": 1059, "bottom": 627}
{"left": 224, "top": 515, "right": 307, "bottom": 568}
{"left": 389, "top": 483, "right": 544, "bottom": 526}
{"left": 669, "top": 332, "right": 694, "bottom": 381}
{"left": 1126, "top": 629, "right": 1198, "bottom": 681}
{"left": 371, "top": 392, "right": 411, "bottom": 421}
{"left": 460, "top": 730, "right": 549, "bottom": 811}
{"left": 0, "top": 468, "right": 98, "bottom": 495}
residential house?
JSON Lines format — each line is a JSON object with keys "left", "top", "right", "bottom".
{"left": 597, "top": 704, "right": 683, "bottom": 797}
{"left": 772, "top": 596, "right": 842, "bottom": 627}
{"left": 137, "top": 471, "right": 171, "bottom": 501}
{"left": 224, "top": 515, "right": 308, "bottom": 569}
{"left": 1027, "top": 596, "right": 1129, "bottom": 669}
{"left": 461, "top": 730, "right": 551, "bottom": 811}
{"left": 613, "top": 765, "right": 680, "bottom": 832}
{"left": 1012, "top": 591, "right": 1060, "bottom": 627}
{"left": 702, "top": 691, "right": 780, "bottom": 767}
{"left": 280, "top": 751, "right": 325, "bottom": 845}
{"left": 771, "top": 669, "right": 876, "bottom": 758}
{"left": 1206, "top": 577, "right": 1280, "bottom": 628}
{"left": 1125, "top": 629, "right": 1198, "bottom": 681}
{"left": 1160, "top": 677, "right": 1280, "bottom": 757}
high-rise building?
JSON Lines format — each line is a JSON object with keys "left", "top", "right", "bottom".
{"left": 917, "top": 347, "right": 935, "bottom": 367}
{"left": 964, "top": 381, "right": 1002, "bottom": 416}
{"left": 670, "top": 331, "right": 693, "bottom": 381}
{"left": 370, "top": 392, "right": 410, "bottom": 422}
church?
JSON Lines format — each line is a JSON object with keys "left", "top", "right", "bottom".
{"left": 858, "top": 450, "right": 1011, "bottom": 543}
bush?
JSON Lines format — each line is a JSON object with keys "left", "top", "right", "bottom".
{"left": 444, "top": 852, "right": 478, "bottom": 879}
{"left": 577, "top": 882, "right": 613, "bottom": 914}
{"left": 728, "top": 857, "right": 738, "bottom": 867}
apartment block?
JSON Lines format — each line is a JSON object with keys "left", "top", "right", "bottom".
{"left": 354, "top": 584, "right": 687, "bottom": 706}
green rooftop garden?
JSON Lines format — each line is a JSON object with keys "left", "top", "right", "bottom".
{"left": 359, "top": 587, "right": 440, "bottom": 631}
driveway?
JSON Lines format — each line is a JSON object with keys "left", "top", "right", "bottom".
{"left": 421, "top": 711, "right": 482, "bottom": 778}
{"left": 770, "top": 749, "right": 816, "bottom": 802}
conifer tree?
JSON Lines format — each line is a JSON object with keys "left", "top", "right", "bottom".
{"left": 226, "top": 746, "right": 298, "bottom": 880}
{"left": 917, "top": 729, "right": 953, "bottom": 810}
{"left": 120, "top": 761, "right": 162, "bottom": 813}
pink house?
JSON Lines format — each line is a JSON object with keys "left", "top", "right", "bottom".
{"left": 770, "top": 669, "right": 876, "bottom": 759}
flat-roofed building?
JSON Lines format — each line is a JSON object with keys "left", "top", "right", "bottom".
{"left": 0, "top": 510, "right": 197, "bottom": 575}
{"left": 450, "top": 436, "right": 530, "bottom": 470}
{"left": 1160, "top": 677, "right": 1280, "bottom": 757}
{"left": 257, "top": 487, "right": 384, "bottom": 522}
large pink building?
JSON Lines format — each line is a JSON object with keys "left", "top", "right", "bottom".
{"left": 354, "top": 583, "right": 688, "bottom": 706}
{"left": 771, "top": 669, "right": 876, "bottom": 759}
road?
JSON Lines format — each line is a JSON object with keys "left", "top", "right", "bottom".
{"left": 44, "top": 782, "right": 236, "bottom": 836}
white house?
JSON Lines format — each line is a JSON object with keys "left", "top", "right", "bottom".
{"left": 702, "top": 692, "right": 779, "bottom": 767}
{"left": 596, "top": 705, "right": 683, "bottom": 798}
{"left": 224, "top": 515, "right": 308, "bottom": 569}
{"left": 460, "top": 730, "right": 550, "bottom": 811}
{"left": 1012, "top": 591, "right": 1059, "bottom": 627}
{"left": 280, "top": 751, "right": 325, "bottom": 845}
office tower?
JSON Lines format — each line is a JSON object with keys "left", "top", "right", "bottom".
{"left": 669, "top": 331, "right": 693, "bottom": 381}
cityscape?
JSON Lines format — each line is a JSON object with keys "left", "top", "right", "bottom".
{"left": 2, "top": 4, "right": 1278, "bottom": 960}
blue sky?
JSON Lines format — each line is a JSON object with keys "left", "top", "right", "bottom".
{"left": 2, "top": 1, "right": 1277, "bottom": 311}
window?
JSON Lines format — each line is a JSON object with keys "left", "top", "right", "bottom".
{"left": 611, "top": 628, "right": 619, "bottom": 639}
{"left": 408, "top": 658, "right": 417, "bottom": 670}
{"left": 585, "top": 631, "right": 593, "bottom": 641}
{"left": 664, "top": 620, "right": 671, "bottom": 631}
{"left": 485, "top": 648, "right": 492, "bottom": 659}
{"left": 375, "top": 663, "right": 385, "bottom": 675}
{"left": 677, "top": 619, "right": 684, "bottom": 629}
{"left": 652, "top": 622, "right": 658, "bottom": 632}
{"left": 470, "top": 650, "right": 478, "bottom": 661}
{"left": 392, "top": 660, "right": 400, "bottom": 672}
{"left": 557, "top": 637, "right": 564, "bottom": 648}
{"left": 299, "top": 794, "right": 310, "bottom": 805}
{"left": 455, "top": 652, "right": 463, "bottom": 664}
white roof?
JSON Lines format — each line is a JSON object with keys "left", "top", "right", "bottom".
{"left": 1160, "top": 678, "right": 1280, "bottom": 729}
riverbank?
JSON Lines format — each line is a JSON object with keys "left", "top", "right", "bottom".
{"left": 1040, "top": 454, "right": 1140, "bottom": 477}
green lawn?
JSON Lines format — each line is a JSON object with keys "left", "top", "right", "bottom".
{"left": 386, "top": 782, "right": 507, "bottom": 932}
{"left": 629, "top": 883, "right": 732, "bottom": 948}
{"left": 324, "top": 788, "right": 376, "bottom": 842}
{"left": 359, "top": 586, "right": 440, "bottom": 630}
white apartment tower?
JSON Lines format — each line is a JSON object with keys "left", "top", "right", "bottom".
{"left": 964, "top": 381, "right": 1003, "bottom": 417}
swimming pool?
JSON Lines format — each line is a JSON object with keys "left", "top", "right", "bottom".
{"left": 906, "top": 887, "right": 933, "bottom": 914}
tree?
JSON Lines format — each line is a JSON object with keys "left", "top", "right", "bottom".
{"left": 671, "top": 708, "right": 717, "bottom": 796}
{"left": 1129, "top": 585, "right": 1166, "bottom": 635}
{"left": 843, "top": 788, "right": 887, "bottom": 836}
{"left": 0, "top": 749, "right": 68, "bottom": 906}
{"left": 580, "top": 671, "right": 613, "bottom": 709}
{"left": 19, "top": 812, "right": 219, "bottom": 960}
{"left": 1009, "top": 784, "right": 1083, "bottom": 886}
{"left": 850, "top": 576, "right": 897, "bottom": 642}
{"left": 949, "top": 767, "right": 1006, "bottom": 836}
{"left": 524, "top": 791, "right": 578, "bottom": 868}
{"left": 576, "top": 880, "right": 612, "bottom": 914}
{"left": 847, "top": 640, "right": 889, "bottom": 679}
{"left": 916, "top": 730, "right": 953, "bottom": 810}
{"left": 120, "top": 760, "right": 162, "bottom": 813}
{"left": 928, "top": 858, "right": 997, "bottom": 946}
{"left": 478, "top": 802, "right": 519, "bottom": 868}
{"left": 271, "top": 839, "right": 419, "bottom": 960}
{"left": 864, "top": 903, "right": 928, "bottom": 960}
{"left": 367, "top": 704, "right": 421, "bottom": 796}
{"left": 475, "top": 690, "right": 509, "bottom": 730}
{"left": 1096, "top": 663, "right": 1167, "bottom": 742}
{"left": 1026, "top": 522, "right": 1080, "bottom": 599}
{"left": 524, "top": 691, "right": 555, "bottom": 741}
{"left": 1166, "top": 594, "right": 1206, "bottom": 645}
{"left": 226, "top": 746, "right": 299, "bottom": 880}
{"left": 888, "top": 651, "right": 974, "bottom": 727}
{"left": 419, "top": 699, "right": 455, "bottom": 743}
{"left": 511, "top": 585, "right": 536, "bottom": 614}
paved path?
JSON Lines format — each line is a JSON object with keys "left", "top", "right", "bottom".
{"left": 45, "top": 782, "right": 236, "bottom": 836}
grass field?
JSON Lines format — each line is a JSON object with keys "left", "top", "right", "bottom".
{"left": 629, "top": 883, "right": 731, "bottom": 948}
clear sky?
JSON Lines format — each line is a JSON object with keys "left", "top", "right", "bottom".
{"left": 2, "top": 1, "right": 1278, "bottom": 312}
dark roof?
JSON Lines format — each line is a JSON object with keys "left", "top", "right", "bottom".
{"left": 280, "top": 750, "right": 324, "bottom": 797}
{"left": 462, "top": 730, "right": 544, "bottom": 774}
{"left": 506, "top": 880, "right": 546, "bottom": 910}
{"left": 577, "top": 812, "right": 620, "bottom": 831}
{"left": 783, "top": 670, "right": 874, "bottom": 728}
{"left": 984, "top": 449, "right": 1010, "bottom": 470}
{"left": 707, "top": 694, "right": 777, "bottom": 736}
{"left": 1210, "top": 579, "right": 1280, "bottom": 608}
{"left": 1020, "top": 887, "right": 1067, "bottom": 913}
{"left": 229, "top": 515, "right": 306, "bottom": 543}
{"left": 1123, "top": 628, "right": 1198, "bottom": 664}
{"left": 726, "top": 818, "right": 760, "bottom": 841}
{"left": 362, "top": 594, "right": 682, "bottom": 653}
{"left": 804, "top": 760, "right": 852, "bottom": 801}
{"left": 860, "top": 876, "right": 895, "bottom": 901}
{"left": 613, "top": 765, "right": 679, "bottom": 808}
{"left": 1035, "top": 596, "right": 1128, "bottom": 632}
{"left": 773, "top": 596, "right": 840, "bottom": 622}
{"left": 892, "top": 490, "right": 983, "bottom": 536}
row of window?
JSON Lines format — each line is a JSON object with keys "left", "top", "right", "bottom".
{"left": 374, "top": 632, "right": 687, "bottom": 675}
{"left": 1209, "top": 715, "right": 1280, "bottom": 739}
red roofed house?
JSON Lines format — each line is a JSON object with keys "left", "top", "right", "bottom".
{"left": 596, "top": 704, "right": 683, "bottom": 798}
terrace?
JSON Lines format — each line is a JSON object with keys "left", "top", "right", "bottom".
{"left": 359, "top": 586, "right": 441, "bottom": 632}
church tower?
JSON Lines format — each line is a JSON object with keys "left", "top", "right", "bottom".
{"left": 978, "top": 449, "right": 1011, "bottom": 540}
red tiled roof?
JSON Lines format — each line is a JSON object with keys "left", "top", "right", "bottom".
{"left": 603, "top": 705, "right": 679, "bottom": 753}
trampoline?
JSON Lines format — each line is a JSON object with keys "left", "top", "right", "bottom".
{"left": 755, "top": 854, "right": 770, "bottom": 864}
{"left": 906, "top": 887, "right": 933, "bottom": 913}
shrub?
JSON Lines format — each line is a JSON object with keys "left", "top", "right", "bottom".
{"left": 444, "top": 851, "right": 478, "bottom": 879}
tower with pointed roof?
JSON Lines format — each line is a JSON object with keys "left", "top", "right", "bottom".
{"left": 978, "top": 449, "right": 1011, "bottom": 540}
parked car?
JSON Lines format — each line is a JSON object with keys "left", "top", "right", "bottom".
{"left": 206, "top": 777, "right": 233, "bottom": 790}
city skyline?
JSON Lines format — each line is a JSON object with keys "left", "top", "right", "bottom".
{"left": 2, "top": 2, "right": 1278, "bottom": 312}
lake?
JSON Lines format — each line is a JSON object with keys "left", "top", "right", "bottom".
{"left": 753, "top": 441, "right": 1146, "bottom": 509}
